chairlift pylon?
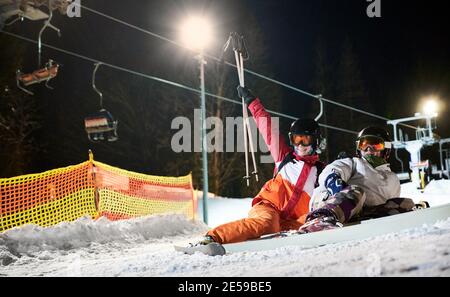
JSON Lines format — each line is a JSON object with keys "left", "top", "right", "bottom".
{"left": 84, "top": 63, "right": 119, "bottom": 143}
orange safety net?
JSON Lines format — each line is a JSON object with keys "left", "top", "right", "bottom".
{"left": 0, "top": 154, "right": 196, "bottom": 232}
{"left": 93, "top": 161, "right": 196, "bottom": 221}
{"left": 0, "top": 161, "right": 97, "bottom": 232}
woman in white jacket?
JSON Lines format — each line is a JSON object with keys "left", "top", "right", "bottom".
{"left": 300, "top": 126, "right": 416, "bottom": 233}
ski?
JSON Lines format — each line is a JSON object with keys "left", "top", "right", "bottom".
{"left": 223, "top": 203, "right": 450, "bottom": 254}
{"left": 174, "top": 204, "right": 450, "bottom": 256}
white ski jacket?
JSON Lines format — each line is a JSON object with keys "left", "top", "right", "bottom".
{"left": 310, "top": 157, "right": 401, "bottom": 209}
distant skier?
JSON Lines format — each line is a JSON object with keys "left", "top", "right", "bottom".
{"left": 190, "top": 86, "right": 325, "bottom": 247}
{"left": 299, "top": 126, "right": 416, "bottom": 233}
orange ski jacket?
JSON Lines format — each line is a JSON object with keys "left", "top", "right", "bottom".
{"left": 248, "top": 98, "right": 322, "bottom": 221}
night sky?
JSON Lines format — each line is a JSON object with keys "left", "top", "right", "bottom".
{"left": 246, "top": 0, "right": 449, "bottom": 135}
{"left": 1, "top": 0, "right": 449, "bottom": 182}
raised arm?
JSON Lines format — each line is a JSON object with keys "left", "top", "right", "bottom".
{"left": 238, "top": 87, "right": 291, "bottom": 163}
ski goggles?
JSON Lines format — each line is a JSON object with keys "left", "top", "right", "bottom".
{"left": 356, "top": 135, "right": 392, "bottom": 152}
{"left": 291, "top": 134, "right": 314, "bottom": 146}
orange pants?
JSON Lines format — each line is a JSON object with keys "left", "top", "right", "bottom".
{"left": 206, "top": 202, "right": 306, "bottom": 244}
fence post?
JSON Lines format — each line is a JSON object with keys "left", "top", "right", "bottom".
{"left": 88, "top": 150, "right": 100, "bottom": 218}
{"left": 0, "top": 179, "right": 3, "bottom": 232}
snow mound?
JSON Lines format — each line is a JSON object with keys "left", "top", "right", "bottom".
{"left": 0, "top": 214, "right": 207, "bottom": 262}
{"left": 401, "top": 179, "right": 450, "bottom": 207}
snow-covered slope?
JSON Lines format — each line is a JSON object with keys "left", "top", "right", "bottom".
{"left": 0, "top": 180, "right": 449, "bottom": 276}
{"left": 401, "top": 179, "right": 450, "bottom": 207}
{"left": 197, "top": 195, "right": 253, "bottom": 228}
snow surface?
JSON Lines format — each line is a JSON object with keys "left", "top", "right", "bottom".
{"left": 1, "top": 180, "right": 449, "bottom": 277}
{"left": 401, "top": 179, "right": 450, "bottom": 207}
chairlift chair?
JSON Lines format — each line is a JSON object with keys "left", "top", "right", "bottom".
{"left": 1, "top": 0, "right": 49, "bottom": 28}
{"left": 84, "top": 63, "right": 119, "bottom": 143}
{"left": 13, "top": 2, "right": 61, "bottom": 95}
{"left": 84, "top": 109, "right": 118, "bottom": 142}
{"left": 16, "top": 59, "right": 59, "bottom": 95}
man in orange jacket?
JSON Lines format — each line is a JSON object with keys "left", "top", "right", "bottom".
{"left": 192, "top": 86, "right": 325, "bottom": 247}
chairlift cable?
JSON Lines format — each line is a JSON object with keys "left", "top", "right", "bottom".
{"left": 74, "top": 3, "right": 417, "bottom": 131}
{"left": 1, "top": 29, "right": 358, "bottom": 135}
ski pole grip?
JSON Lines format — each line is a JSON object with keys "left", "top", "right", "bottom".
{"left": 237, "top": 86, "right": 257, "bottom": 106}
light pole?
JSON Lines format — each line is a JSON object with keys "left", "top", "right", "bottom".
{"left": 180, "top": 16, "right": 212, "bottom": 224}
{"left": 198, "top": 51, "right": 209, "bottom": 225}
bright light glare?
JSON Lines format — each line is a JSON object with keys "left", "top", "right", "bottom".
{"left": 422, "top": 98, "right": 439, "bottom": 116}
{"left": 180, "top": 17, "right": 212, "bottom": 50}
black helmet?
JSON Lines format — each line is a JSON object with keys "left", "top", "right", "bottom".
{"left": 356, "top": 126, "right": 392, "bottom": 159}
{"left": 357, "top": 126, "right": 391, "bottom": 142}
{"left": 288, "top": 118, "right": 321, "bottom": 148}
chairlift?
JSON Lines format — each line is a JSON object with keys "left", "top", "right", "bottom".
{"left": 84, "top": 63, "right": 119, "bottom": 143}
{"left": 14, "top": 2, "right": 61, "bottom": 95}
{"left": 1, "top": 0, "right": 50, "bottom": 29}
{"left": 16, "top": 59, "right": 59, "bottom": 95}
{"left": 84, "top": 109, "right": 118, "bottom": 142}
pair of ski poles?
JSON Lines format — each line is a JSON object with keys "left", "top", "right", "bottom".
{"left": 223, "top": 33, "right": 259, "bottom": 186}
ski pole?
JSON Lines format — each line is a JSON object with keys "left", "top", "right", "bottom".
{"left": 223, "top": 32, "right": 259, "bottom": 186}
{"left": 234, "top": 50, "right": 250, "bottom": 185}
{"left": 238, "top": 51, "right": 259, "bottom": 182}
{"left": 232, "top": 33, "right": 259, "bottom": 184}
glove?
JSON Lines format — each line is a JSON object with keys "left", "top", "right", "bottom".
{"left": 237, "top": 86, "right": 257, "bottom": 106}
{"left": 324, "top": 173, "right": 345, "bottom": 196}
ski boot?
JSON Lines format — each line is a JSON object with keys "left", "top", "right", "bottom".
{"left": 196, "top": 235, "right": 216, "bottom": 245}
{"left": 299, "top": 209, "right": 343, "bottom": 234}
{"left": 413, "top": 200, "right": 430, "bottom": 210}
{"left": 174, "top": 235, "right": 226, "bottom": 256}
